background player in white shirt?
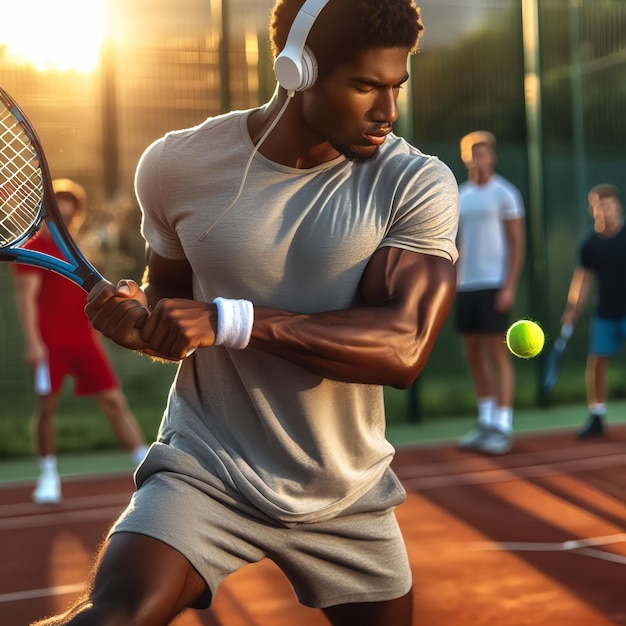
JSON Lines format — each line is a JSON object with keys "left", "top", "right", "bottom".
{"left": 454, "top": 131, "right": 525, "bottom": 455}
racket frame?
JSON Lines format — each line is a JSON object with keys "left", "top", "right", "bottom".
{"left": 0, "top": 87, "right": 104, "bottom": 292}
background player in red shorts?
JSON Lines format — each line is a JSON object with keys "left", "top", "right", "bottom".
{"left": 12, "top": 178, "right": 149, "bottom": 505}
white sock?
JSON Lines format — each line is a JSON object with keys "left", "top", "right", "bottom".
{"left": 38, "top": 456, "right": 58, "bottom": 475}
{"left": 130, "top": 445, "right": 149, "bottom": 466}
{"left": 477, "top": 397, "right": 495, "bottom": 427}
{"left": 492, "top": 407, "right": 513, "bottom": 433}
{"left": 588, "top": 403, "right": 606, "bottom": 416}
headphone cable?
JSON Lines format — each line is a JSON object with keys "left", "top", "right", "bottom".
{"left": 199, "top": 90, "right": 295, "bottom": 240}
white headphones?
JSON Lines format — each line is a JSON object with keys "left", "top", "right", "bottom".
{"left": 273, "top": 0, "right": 332, "bottom": 92}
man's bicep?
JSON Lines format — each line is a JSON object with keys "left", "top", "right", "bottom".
{"left": 143, "top": 246, "right": 194, "bottom": 302}
{"left": 360, "top": 246, "right": 456, "bottom": 313}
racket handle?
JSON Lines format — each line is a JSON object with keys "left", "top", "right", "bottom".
{"left": 554, "top": 323, "right": 574, "bottom": 352}
{"left": 83, "top": 274, "right": 112, "bottom": 293}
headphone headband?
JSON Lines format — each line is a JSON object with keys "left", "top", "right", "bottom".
{"left": 274, "top": 0, "right": 332, "bottom": 92}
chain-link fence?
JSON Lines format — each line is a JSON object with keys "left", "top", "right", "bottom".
{"left": 2, "top": 0, "right": 626, "bottom": 417}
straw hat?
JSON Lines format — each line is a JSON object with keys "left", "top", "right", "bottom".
{"left": 52, "top": 178, "right": 87, "bottom": 217}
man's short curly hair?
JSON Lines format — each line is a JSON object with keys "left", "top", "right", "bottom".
{"left": 270, "top": 0, "right": 424, "bottom": 79}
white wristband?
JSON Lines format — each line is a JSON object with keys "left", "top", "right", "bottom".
{"left": 213, "top": 297, "right": 254, "bottom": 349}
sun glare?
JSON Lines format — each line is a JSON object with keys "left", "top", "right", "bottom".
{"left": 0, "top": 0, "right": 106, "bottom": 73}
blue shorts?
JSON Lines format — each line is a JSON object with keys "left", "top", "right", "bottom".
{"left": 589, "top": 316, "right": 626, "bottom": 357}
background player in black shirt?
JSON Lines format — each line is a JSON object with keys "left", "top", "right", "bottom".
{"left": 560, "top": 184, "right": 626, "bottom": 438}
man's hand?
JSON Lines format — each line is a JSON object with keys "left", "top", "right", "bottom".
{"left": 24, "top": 340, "right": 47, "bottom": 371}
{"left": 86, "top": 280, "right": 218, "bottom": 361}
{"left": 494, "top": 285, "right": 515, "bottom": 313}
{"left": 86, "top": 280, "right": 152, "bottom": 353}
{"left": 139, "top": 297, "right": 217, "bottom": 360}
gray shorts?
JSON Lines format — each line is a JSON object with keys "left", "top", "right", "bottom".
{"left": 110, "top": 458, "right": 411, "bottom": 609}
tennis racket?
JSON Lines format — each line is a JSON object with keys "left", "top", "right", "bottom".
{"left": 0, "top": 86, "right": 106, "bottom": 291}
{"left": 542, "top": 324, "right": 574, "bottom": 393}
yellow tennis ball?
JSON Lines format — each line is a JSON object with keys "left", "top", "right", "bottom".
{"left": 506, "top": 320, "right": 545, "bottom": 359}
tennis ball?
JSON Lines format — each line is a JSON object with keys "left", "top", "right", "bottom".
{"left": 506, "top": 320, "right": 545, "bottom": 359}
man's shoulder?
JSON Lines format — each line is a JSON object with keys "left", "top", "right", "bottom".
{"left": 491, "top": 173, "right": 521, "bottom": 194}
{"left": 163, "top": 109, "right": 248, "bottom": 144}
{"left": 379, "top": 135, "right": 456, "bottom": 183}
{"left": 140, "top": 109, "right": 250, "bottom": 169}
{"left": 580, "top": 230, "right": 600, "bottom": 252}
{"left": 382, "top": 134, "right": 443, "bottom": 164}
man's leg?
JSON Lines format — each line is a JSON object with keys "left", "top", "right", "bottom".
{"left": 322, "top": 590, "right": 413, "bottom": 626}
{"left": 32, "top": 393, "right": 63, "bottom": 504}
{"left": 460, "top": 334, "right": 514, "bottom": 455}
{"left": 579, "top": 355, "right": 609, "bottom": 438}
{"left": 458, "top": 334, "right": 496, "bottom": 450}
{"left": 462, "top": 333, "right": 493, "bottom": 399}
{"left": 31, "top": 533, "right": 209, "bottom": 626}
{"left": 586, "top": 355, "right": 608, "bottom": 407}
{"left": 94, "top": 388, "right": 148, "bottom": 463}
{"left": 488, "top": 333, "right": 514, "bottom": 411}
{"left": 33, "top": 392, "right": 61, "bottom": 458}
{"left": 474, "top": 333, "right": 514, "bottom": 454}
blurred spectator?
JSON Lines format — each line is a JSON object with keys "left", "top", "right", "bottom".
{"left": 454, "top": 131, "right": 526, "bottom": 455}
{"left": 560, "top": 184, "right": 626, "bottom": 438}
{"left": 11, "top": 178, "right": 148, "bottom": 504}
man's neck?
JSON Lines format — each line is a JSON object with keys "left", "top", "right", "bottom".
{"left": 247, "top": 92, "right": 340, "bottom": 169}
{"left": 469, "top": 170, "right": 494, "bottom": 185}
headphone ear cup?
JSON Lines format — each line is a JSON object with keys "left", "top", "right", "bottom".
{"left": 298, "top": 46, "right": 318, "bottom": 91}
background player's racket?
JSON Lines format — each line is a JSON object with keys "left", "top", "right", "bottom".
{"left": 0, "top": 86, "right": 106, "bottom": 291}
{"left": 542, "top": 324, "right": 574, "bottom": 393}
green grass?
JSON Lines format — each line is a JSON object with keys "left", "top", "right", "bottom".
{"left": 0, "top": 345, "right": 178, "bottom": 459}
{"left": 3, "top": 401, "right": 626, "bottom": 484}
{"left": 4, "top": 335, "right": 626, "bottom": 462}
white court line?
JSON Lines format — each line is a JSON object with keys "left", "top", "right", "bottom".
{"left": 0, "top": 492, "right": 131, "bottom": 518}
{"left": 401, "top": 452, "right": 626, "bottom": 490}
{"left": 461, "top": 533, "right": 626, "bottom": 565}
{"left": 0, "top": 505, "right": 127, "bottom": 530}
{"left": 576, "top": 548, "right": 626, "bottom": 565}
{"left": 0, "top": 583, "right": 84, "bottom": 604}
{"left": 466, "top": 533, "right": 626, "bottom": 552}
{"left": 394, "top": 442, "right": 626, "bottom": 480}
{"left": 1, "top": 445, "right": 623, "bottom": 607}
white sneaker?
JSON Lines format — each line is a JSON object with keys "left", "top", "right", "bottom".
{"left": 33, "top": 471, "right": 62, "bottom": 504}
{"left": 476, "top": 427, "right": 513, "bottom": 455}
{"left": 458, "top": 424, "right": 491, "bottom": 450}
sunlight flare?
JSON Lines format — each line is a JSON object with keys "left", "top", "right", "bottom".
{"left": 0, "top": 0, "right": 106, "bottom": 72}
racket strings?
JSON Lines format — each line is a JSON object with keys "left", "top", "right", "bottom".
{"left": 0, "top": 104, "right": 43, "bottom": 246}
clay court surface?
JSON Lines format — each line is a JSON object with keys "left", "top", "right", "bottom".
{"left": 1, "top": 425, "right": 625, "bottom": 626}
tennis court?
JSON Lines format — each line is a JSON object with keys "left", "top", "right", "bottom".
{"left": 1, "top": 415, "right": 625, "bottom": 626}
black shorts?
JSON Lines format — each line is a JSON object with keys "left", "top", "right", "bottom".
{"left": 454, "top": 289, "right": 510, "bottom": 334}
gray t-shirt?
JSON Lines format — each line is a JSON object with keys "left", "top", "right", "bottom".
{"left": 135, "top": 108, "right": 459, "bottom": 524}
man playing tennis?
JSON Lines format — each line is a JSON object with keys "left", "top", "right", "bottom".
{"left": 33, "top": 1, "right": 458, "bottom": 624}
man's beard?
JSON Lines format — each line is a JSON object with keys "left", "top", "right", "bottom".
{"left": 331, "top": 140, "right": 380, "bottom": 163}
